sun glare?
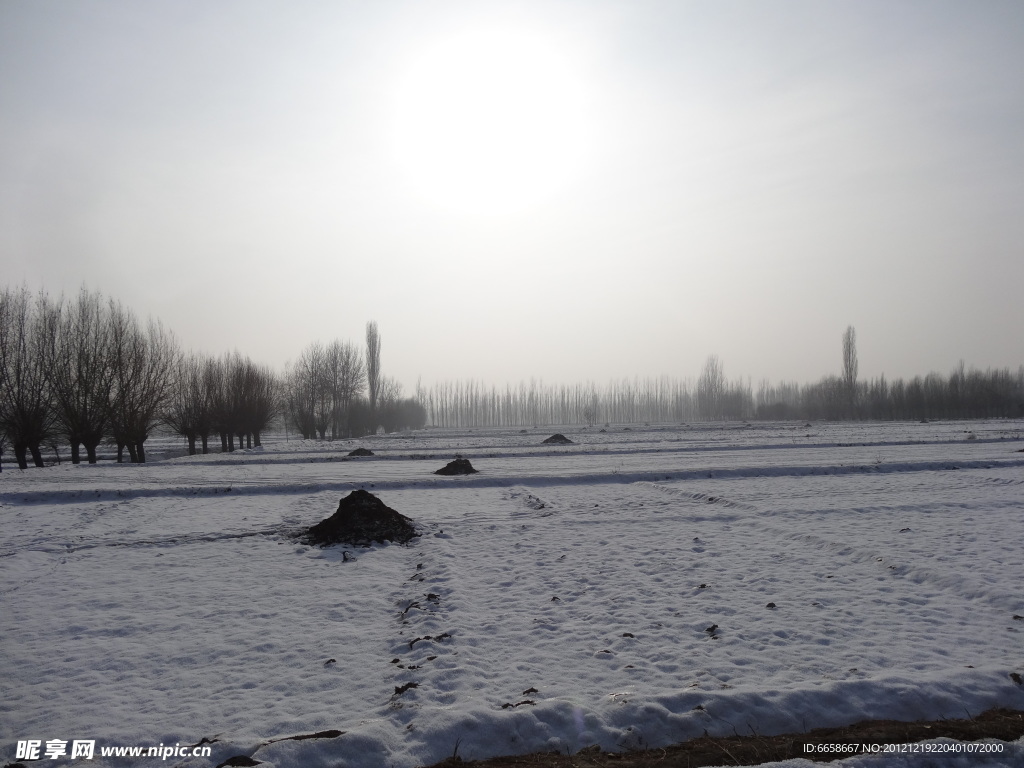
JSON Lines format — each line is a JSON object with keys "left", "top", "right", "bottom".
{"left": 391, "top": 24, "right": 593, "bottom": 215}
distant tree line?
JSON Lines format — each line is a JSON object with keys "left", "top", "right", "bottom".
{"left": 421, "top": 364, "right": 1022, "bottom": 428}
{"left": 420, "top": 332, "right": 1023, "bottom": 428}
{"left": 418, "top": 377, "right": 698, "bottom": 428}
{"left": 755, "top": 327, "right": 1024, "bottom": 422}
{"left": 0, "top": 286, "right": 424, "bottom": 470}
{"left": 757, "top": 365, "right": 1024, "bottom": 421}
{"left": 3, "top": 290, "right": 1020, "bottom": 470}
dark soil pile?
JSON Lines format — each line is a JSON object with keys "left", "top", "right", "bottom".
{"left": 301, "top": 490, "right": 418, "bottom": 547}
{"left": 542, "top": 433, "right": 573, "bottom": 445}
{"left": 348, "top": 447, "right": 374, "bottom": 456}
{"left": 435, "top": 458, "right": 478, "bottom": 475}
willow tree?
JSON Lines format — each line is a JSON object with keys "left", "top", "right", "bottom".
{"left": 0, "top": 287, "right": 57, "bottom": 468}
{"left": 106, "top": 301, "right": 178, "bottom": 463}
{"left": 48, "top": 289, "right": 114, "bottom": 464}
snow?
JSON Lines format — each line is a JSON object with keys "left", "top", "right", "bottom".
{"left": 2, "top": 419, "right": 1023, "bottom": 767}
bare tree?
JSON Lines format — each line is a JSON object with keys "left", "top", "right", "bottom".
{"left": 224, "top": 352, "right": 252, "bottom": 449}
{"left": 233, "top": 355, "right": 279, "bottom": 447}
{"left": 0, "top": 287, "right": 57, "bottom": 468}
{"left": 365, "top": 321, "right": 381, "bottom": 429}
{"left": 283, "top": 361, "right": 315, "bottom": 440}
{"left": 285, "top": 342, "right": 332, "bottom": 440}
{"left": 48, "top": 289, "right": 114, "bottom": 463}
{"left": 376, "top": 375, "right": 403, "bottom": 433}
{"left": 106, "top": 301, "right": 178, "bottom": 463}
{"left": 697, "top": 354, "right": 725, "bottom": 421}
{"left": 205, "top": 356, "right": 235, "bottom": 451}
{"left": 324, "top": 340, "right": 365, "bottom": 439}
{"left": 842, "top": 325, "right": 858, "bottom": 417}
{"left": 164, "top": 353, "right": 211, "bottom": 456}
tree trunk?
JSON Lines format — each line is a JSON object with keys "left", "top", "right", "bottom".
{"left": 220, "top": 431, "right": 228, "bottom": 452}
{"left": 85, "top": 441, "right": 99, "bottom": 464}
{"left": 15, "top": 443, "right": 29, "bottom": 470}
{"left": 253, "top": 431, "right": 261, "bottom": 447}
{"left": 201, "top": 434, "right": 209, "bottom": 454}
{"left": 187, "top": 435, "right": 196, "bottom": 455}
{"left": 126, "top": 443, "right": 138, "bottom": 463}
{"left": 71, "top": 442, "right": 81, "bottom": 464}
{"left": 246, "top": 433, "right": 252, "bottom": 449}
{"left": 116, "top": 442, "right": 125, "bottom": 463}
{"left": 136, "top": 442, "right": 146, "bottom": 463}
{"left": 30, "top": 444, "right": 45, "bottom": 468}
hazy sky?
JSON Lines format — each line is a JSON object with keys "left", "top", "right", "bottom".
{"left": 2, "top": 0, "right": 1022, "bottom": 393}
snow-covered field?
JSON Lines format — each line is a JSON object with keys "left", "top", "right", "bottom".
{"left": 3, "top": 420, "right": 1024, "bottom": 768}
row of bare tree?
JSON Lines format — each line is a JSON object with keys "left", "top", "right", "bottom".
{"left": 757, "top": 365, "right": 1024, "bottom": 421}
{"left": 162, "top": 352, "right": 278, "bottom": 456}
{"left": 0, "top": 287, "right": 180, "bottom": 468}
{"left": 420, "top": 334, "right": 1022, "bottom": 428}
{"left": 1, "top": 287, "right": 427, "bottom": 470}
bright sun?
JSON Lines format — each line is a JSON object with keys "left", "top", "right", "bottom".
{"left": 391, "top": 24, "right": 593, "bottom": 215}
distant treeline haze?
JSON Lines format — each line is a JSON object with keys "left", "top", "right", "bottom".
{"left": 420, "top": 364, "right": 1023, "bottom": 428}
{"left": 418, "top": 344, "right": 1023, "bottom": 427}
{"left": 2, "top": 288, "right": 1021, "bottom": 469}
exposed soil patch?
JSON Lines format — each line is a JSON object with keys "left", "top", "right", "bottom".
{"left": 542, "top": 434, "right": 573, "bottom": 445}
{"left": 300, "top": 490, "right": 418, "bottom": 547}
{"left": 420, "top": 708, "right": 1024, "bottom": 767}
{"left": 348, "top": 447, "right": 374, "bottom": 456}
{"left": 216, "top": 757, "right": 262, "bottom": 768}
{"left": 435, "top": 458, "right": 478, "bottom": 475}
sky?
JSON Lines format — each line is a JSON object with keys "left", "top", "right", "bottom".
{"left": 2, "top": 0, "right": 1022, "bottom": 395}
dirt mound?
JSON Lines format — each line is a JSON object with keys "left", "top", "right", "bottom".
{"left": 435, "top": 458, "right": 478, "bottom": 475}
{"left": 542, "top": 433, "right": 573, "bottom": 445}
{"left": 348, "top": 447, "right": 374, "bottom": 456}
{"left": 301, "top": 490, "right": 418, "bottom": 547}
